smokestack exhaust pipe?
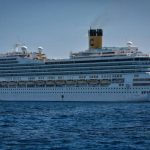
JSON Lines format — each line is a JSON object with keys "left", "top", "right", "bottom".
{"left": 88, "top": 28, "right": 103, "bottom": 49}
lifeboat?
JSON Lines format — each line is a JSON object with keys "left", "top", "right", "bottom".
{"left": 100, "top": 79, "right": 111, "bottom": 86}
{"left": 66, "top": 80, "right": 77, "bottom": 85}
{"left": 1, "top": 81, "right": 7, "bottom": 85}
{"left": 46, "top": 80, "right": 55, "bottom": 86}
{"left": 18, "top": 81, "right": 26, "bottom": 85}
{"left": 55, "top": 80, "right": 66, "bottom": 85}
{"left": 0, "top": 81, "right": 8, "bottom": 87}
{"left": 8, "top": 81, "right": 17, "bottom": 87}
{"left": 35, "top": 80, "right": 45, "bottom": 86}
{"left": 18, "top": 81, "right": 25, "bottom": 84}
{"left": 88, "top": 79, "right": 99, "bottom": 85}
{"left": 18, "top": 81, "right": 26, "bottom": 87}
{"left": 27, "top": 81, "right": 35, "bottom": 84}
{"left": 26, "top": 81, "right": 35, "bottom": 87}
{"left": 77, "top": 80, "right": 88, "bottom": 85}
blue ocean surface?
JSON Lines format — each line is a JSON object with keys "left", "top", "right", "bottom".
{"left": 0, "top": 101, "right": 150, "bottom": 150}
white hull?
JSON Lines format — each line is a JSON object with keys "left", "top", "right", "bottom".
{"left": 0, "top": 86, "right": 149, "bottom": 102}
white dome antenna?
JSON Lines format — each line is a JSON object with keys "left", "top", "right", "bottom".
{"left": 21, "top": 46, "right": 28, "bottom": 54}
{"left": 38, "top": 46, "right": 43, "bottom": 53}
{"left": 127, "top": 41, "right": 133, "bottom": 47}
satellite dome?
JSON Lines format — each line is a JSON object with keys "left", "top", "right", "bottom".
{"left": 21, "top": 46, "right": 28, "bottom": 50}
{"left": 21, "top": 46, "right": 28, "bottom": 54}
{"left": 38, "top": 46, "right": 43, "bottom": 53}
{"left": 127, "top": 41, "right": 133, "bottom": 47}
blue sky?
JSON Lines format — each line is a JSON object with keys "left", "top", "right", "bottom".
{"left": 0, "top": 0, "right": 150, "bottom": 58}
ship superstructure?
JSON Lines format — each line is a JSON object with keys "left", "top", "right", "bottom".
{"left": 0, "top": 29, "right": 150, "bottom": 101}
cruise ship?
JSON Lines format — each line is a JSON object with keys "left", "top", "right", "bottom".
{"left": 0, "top": 28, "right": 150, "bottom": 101}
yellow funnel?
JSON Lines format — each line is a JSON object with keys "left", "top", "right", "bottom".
{"left": 89, "top": 29, "right": 103, "bottom": 49}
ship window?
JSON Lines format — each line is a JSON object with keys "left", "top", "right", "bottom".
{"left": 134, "top": 74, "right": 139, "bottom": 78}
{"left": 38, "top": 76, "right": 44, "bottom": 80}
{"left": 79, "top": 75, "right": 86, "bottom": 79}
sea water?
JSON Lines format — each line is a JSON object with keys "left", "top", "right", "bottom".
{"left": 0, "top": 101, "right": 150, "bottom": 150}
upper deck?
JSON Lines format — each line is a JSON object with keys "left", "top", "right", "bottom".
{"left": 0, "top": 28, "right": 149, "bottom": 65}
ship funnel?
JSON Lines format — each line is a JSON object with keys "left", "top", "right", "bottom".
{"left": 88, "top": 28, "right": 103, "bottom": 49}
